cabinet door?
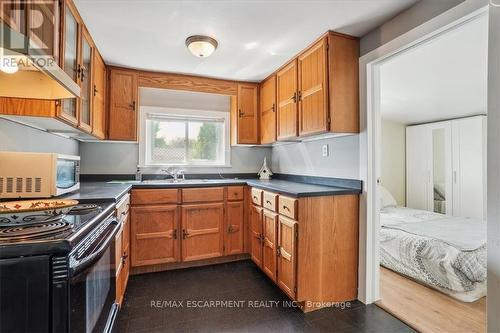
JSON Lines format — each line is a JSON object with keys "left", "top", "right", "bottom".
{"left": 237, "top": 83, "right": 259, "bottom": 144}
{"left": 115, "top": 224, "right": 124, "bottom": 304}
{"left": 225, "top": 201, "right": 244, "bottom": 255}
{"left": 108, "top": 69, "right": 138, "bottom": 141}
{"left": 78, "top": 29, "right": 93, "bottom": 133}
{"left": 276, "top": 60, "right": 298, "bottom": 140}
{"left": 262, "top": 210, "right": 278, "bottom": 281}
{"left": 250, "top": 205, "right": 263, "bottom": 267}
{"left": 92, "top": 51, "right": 106, "bottom": 139}
{"left": 260, "top": 75, "right": 276, "bottom": 144}
{"left": 298, "top": 38, "right": 328, "bottom": 136}
{"left": 277, "top": 216, "right": 298, "bottom": 299}
{"left": 130, "top": 205, "right": 179, "bottom": 267}
{"left": 59, "top": 1, "right": 80, "bottom": 125}
{"left": 181, "top": 203, "right": 224, "bottom": 262}
{"left": 122, "top": 213, "right": 130, "bottom": 292}
{"left": 27, "top": 1, "right": 59, "bottom": 60}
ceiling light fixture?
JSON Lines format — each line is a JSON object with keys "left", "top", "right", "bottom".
{"left": 0, "top": 56, "right": 19, "bottom": 74}
{"left": 185, "top": 35, "right": 218, "bottom": 58}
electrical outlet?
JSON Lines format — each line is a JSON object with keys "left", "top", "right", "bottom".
{"left": 322, "top": 144, "right": 329, "bottom": 157}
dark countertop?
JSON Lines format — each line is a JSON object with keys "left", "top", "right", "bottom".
{"left": 63, "top": 177, "right": 361, "bottom": 202}
{"left": 61, "top": 182, "right": 132, "bottom": 203}
{"left": 245, "top": 179, "right": 361, "bottom": 197}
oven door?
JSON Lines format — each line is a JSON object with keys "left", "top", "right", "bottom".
{"left": 69, "top": 216, "right": 120, "bottom": 333}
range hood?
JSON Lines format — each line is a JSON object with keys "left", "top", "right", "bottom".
{"left": 0, "top": 22, "right": 80, "bottom": 100}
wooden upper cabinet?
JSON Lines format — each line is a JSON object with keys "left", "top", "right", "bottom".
{"left": 108, "top": 69, "right": 138, "bottom": 141}
{"left": 77, "top": 28, "right": 93, "bottom": 133}
{"left": 130, "top": 205, "right": 180, "bottom": 267}
{"left": 327, "top": 33, "right": 359, "bottom": 133}
{"left": 181, "top": 203, "right": 224, "bottom": 262}
{"left": 92, "top": 51, "right": 106, "bottom": 139}
{"left": 236, "top": 83, "right": 259, "bottom": 144}
{"left": 59, "top": 0, "right": 80, "bottom": 125}
{"left": 277, "top": 216, "right": 298, "bottom": 299}
{"left": 276, "top": 60, "right": 298, "bottom": 140}
{"left": 298, "top": 37, "right": 328, "bottom": 136}
{"left": 262, "top": 210, "right": 278, "bottom": 281}
{"left": 259, "top": 75, "right": 277, "bottom": 144}
{"left": 225, "top": 201, "right": 244, "bottom": 255}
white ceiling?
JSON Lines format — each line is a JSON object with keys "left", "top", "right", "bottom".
{"left": 380, "top": 13, "right": 488, "bottom": 125}
{"left": 74, "top": 0, "right": 417, "bottom": 81}
{"left": 140, "top": 87, "right": 230, "bottom": 112}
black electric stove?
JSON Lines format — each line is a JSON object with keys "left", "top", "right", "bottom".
{"left": 0, "top": 201, "right": 121, "bottom": 333}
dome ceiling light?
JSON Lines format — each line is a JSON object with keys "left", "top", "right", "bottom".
{"left": 185, "top": 35, "right": 218, "bottom": 58}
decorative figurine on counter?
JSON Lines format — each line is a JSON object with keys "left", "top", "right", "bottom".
{"left": 258, "top": 157, "right": 273, "bottom": 180}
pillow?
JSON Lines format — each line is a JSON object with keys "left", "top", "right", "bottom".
{"left": 379, "top": 185, "right": 397, "bottom": 209}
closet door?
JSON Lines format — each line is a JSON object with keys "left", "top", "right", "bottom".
{"left": 406, "top": 125, "right": 431, "bottom": 211}
{"left": 428, "top": 121, "right": 453, "bottom": 215}
{"left": 451, "top": 116, "right": 486, "bottom": 219}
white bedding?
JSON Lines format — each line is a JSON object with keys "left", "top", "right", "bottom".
{"left": 380, "top": 206, "right": 487, "bottom": 302}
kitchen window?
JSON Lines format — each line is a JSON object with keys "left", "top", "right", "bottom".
{"left": 140, "top": 108, "right": 230, "bottom": 167}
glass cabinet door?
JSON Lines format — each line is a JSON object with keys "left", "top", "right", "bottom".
{"left": 60, "top": 4, "right": 79, "bottom": 124}
{"left": 79, "top": 32, "right": 93, "bottom": 132}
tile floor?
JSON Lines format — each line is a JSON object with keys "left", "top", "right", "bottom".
{"left": 115, "top": 260, "right": 415, "bottom": 333}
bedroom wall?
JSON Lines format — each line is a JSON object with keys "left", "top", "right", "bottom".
{"left": 380, "top": 119, "right": 406, "bottom": 205}
{"left": 487, "top": 2, "right": 500, "bottom": 331}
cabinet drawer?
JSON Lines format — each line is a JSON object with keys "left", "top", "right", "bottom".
{"left": 251, "top": 188, "right": 263, "bottom": 206}
{"left": 116, "top": 193, "right": 130, "bottom": 222}
{"left": 131, "top": 189, "right": 179, "bottom": 205}
{"left": 182, "top": 187, "right": 224, "bottom": 203}
{"left": 279, "top": 196, "right": 298, "bottom": 219}
{"left": 263, "top": 191, "right": 278, "bottom": 212}
{"left": 227, "top": 186, "right": 244, "bottom": 201}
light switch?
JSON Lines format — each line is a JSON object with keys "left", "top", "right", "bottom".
{"left": 322, "top": 144, "right": 329, "bottom": 157}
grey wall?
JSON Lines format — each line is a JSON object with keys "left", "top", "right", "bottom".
{"left": 487, "top": 2, "right": 500, "bottom": 331}
{"left": 80, "top": 141, "right": 272, "bottom": 175}
{"left": 0, "top": 119, "right": 79, "bottom": 155}
{"left": 271, "top": 135, "right": 359, "bottom": 179}
{"left": 360, "top": 0, "right": 465, "bottom": 55}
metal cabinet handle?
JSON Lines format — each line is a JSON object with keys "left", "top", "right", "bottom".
{"left": 266, "top": 200, "right": 272, "bottom": 205}
{"left": 228, "top": 225, "right": 234, "bottom": 233}
{"left": 282, "top": 205, "right": 290, "bottom": 211}
{"left": 130, "top": 101, "right": 136, "bottom": 110}
{"left": 182, "top": 229, "right": 189, "bottom": 239}
{"left": 93, "top": 84, "right": 98, "bottom": 96}
{"left": 239, "top": 109, "right": 245, "bottom": 117}
{"left": 172, "top": 229, "right": 177, "bottom": 239}
{"left": 276, "top": 246, "right": 281, "bottom": 257}
{"left": 292, "top": 92, "right": 297, "bottom": 103}
{"left": 272, "top": 103, "right": 275, "bottom": 112}
{"left": 297, "top": 90, "right": 302, "bottom": 101}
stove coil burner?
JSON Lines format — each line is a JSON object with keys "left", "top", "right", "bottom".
{"left": 68, "top": 204, "right": 100, "bottom": 215}
{"left": 0, "top": 220, "right": 72, "bottom": 241}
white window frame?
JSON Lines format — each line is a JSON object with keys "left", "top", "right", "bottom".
{"left": 139, "top": 106, "right": 231, "bottom": 168}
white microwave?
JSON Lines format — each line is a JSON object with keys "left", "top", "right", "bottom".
{"left": 0, "top": 152, "right": 80, "bottom": 198}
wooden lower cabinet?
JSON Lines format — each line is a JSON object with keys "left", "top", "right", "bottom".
{"left": 181, "top": 203, "right": 224, "bottom": 262}
{"left": 262, "top": 210, "right": 278, "bottom": 281}
{"left": 115, "top": 194, "right": 130, "bottom": 306}
{"left": 130, "top": 205, "right": 180, "bottom": 266}
{"left": 225, "top": 201, "right": 244, "bottom": 255}
{"left": 249, "top": 205, "right": 263, "bottom": 267}
{"left": 277, "top": 216, "right": 297, "bottom": 299}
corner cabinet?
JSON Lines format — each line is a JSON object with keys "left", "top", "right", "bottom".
{"left": 108, "top": 68, "right": 138, "bottom": 141}
{"left": 259, "top": 75, "right": 277, "bottom": 144}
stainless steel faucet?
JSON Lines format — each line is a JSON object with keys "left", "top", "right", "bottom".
{"left": 161, "top": 167, "right": 186, "bottom": 182}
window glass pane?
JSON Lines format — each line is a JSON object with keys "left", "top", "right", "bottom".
{"left": 150, "top": 120, "right": 186, "bottom": 163}
{"left": 188, "top": 121, "right": 224, "bottom": 163}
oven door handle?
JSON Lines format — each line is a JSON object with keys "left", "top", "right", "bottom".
{"left": 70, "top": 220, "right": 120, "bottom": 277}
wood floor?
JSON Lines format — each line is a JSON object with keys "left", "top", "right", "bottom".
{"left": 377, "top": 267, "right": 486, "bottom": 333}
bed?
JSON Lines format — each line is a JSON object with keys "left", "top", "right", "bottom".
{"left": 379, "top": 188, "right": 487, "bottom": 302}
